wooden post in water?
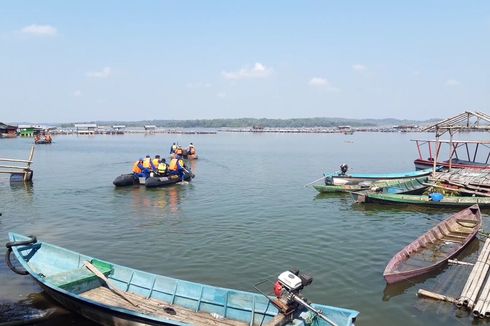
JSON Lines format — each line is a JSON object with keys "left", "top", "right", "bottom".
{"left": 24, "top": 146, "right": 35, "bottom": 181}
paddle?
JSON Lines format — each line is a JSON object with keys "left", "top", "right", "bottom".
{"left": 84, "top": 261, "right": 138, "bottom": 307}
{"left": 304, "top": 176, "right": 325, "bottom": 187}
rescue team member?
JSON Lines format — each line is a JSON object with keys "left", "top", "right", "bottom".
{"left": 143, "top": 154, "right": 157, "bottom": 173}
{"left": 187, "top": 143, "right": 196, "bottom": 155}
{"left": 132, "top": 158, "right": 145, "bottom": 178}
{"left": 157, "top": 158, "right": 168, "bottom": 175}
{"left": 175, "top": 146, "right": 184, "bottom": 156}
{"left": 170, "top": 142, "right": 177, "bottom": 154}
{"left": 168, "top": 156, "right": 186, "bottom": 180}
{"left": 153, "top": 155, "right": 161, "bottom": 170}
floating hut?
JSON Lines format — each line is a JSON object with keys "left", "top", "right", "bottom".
{"left": 0, "top": 122, "right": 18, "bottom": 138}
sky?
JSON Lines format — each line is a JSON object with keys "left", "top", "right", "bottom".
{"left": 0, "top": 1, "right": 489, "bottom": 123}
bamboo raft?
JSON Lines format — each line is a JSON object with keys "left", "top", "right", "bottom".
{"left": 429, "top": 169, "right": 490, "bottom": 196}
{"left": 417, "top": 238, "right": 490, "bottom": 319}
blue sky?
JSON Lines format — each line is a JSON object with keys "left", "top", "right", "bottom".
{"left": 0, "top": 1, "right": 489, "bottom": 123}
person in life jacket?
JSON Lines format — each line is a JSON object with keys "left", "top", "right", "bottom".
{"left": 132, "top": 158, "right": 145, "bottom": 177}
{"left": 168, "top": 156, "right": 186, "bottom": 180}
{"left": 175, "top": 146, "right": 184, "bottom": 156}
{"left": 187, "top": 143, "right": 196, "bottom": 155}
{"left": 157, "top": 158, "right": 168, "bottom": 175}
{"left": 170, "top": 143, "right": 177, "bottom": 154}
{"left": 153, "top": 155, "right": 161, "bottom": 171}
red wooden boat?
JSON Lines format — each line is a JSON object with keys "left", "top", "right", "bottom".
{"left": 384, "top": 205, "right": 481, "bottom": 284}
{"left": 413, "top": 139, "right": 490, "bottom": 170}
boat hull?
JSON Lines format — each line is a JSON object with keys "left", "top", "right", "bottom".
{"left": 414, "top": 159, "right": 490, "bottom": 170}
{"left": 113, "top": 174, "right": 139, "bottom": 187}
{"left": 383, "top": 205, "right": 481, "bottom": 283}
{"left": 145, "top": 173, "right": 194, "bottom": 188}
{"left": 353, "top": 192, "right": 490, "bottom": 207}
{"left": 7, "top": 233, "right": 359, "bottom": 326}
{"left": 327, "top": 168, "right": 434, "bottom": 186}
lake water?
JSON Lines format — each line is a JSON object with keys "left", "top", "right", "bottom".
{"left": 0, "top": 132, "right": 487, "bottom": 325}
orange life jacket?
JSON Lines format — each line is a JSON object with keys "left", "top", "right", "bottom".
{"left": 132, "top": 162, "right": 142, "bottom": 174}
{"left": 176, "top": 148, "right": 184, "bottom": 155}
{"left": 189, "top": 147, "right": 196, "bottom": 155}
{"left": 169, "top": 158, "right": 178, "bottom": 171}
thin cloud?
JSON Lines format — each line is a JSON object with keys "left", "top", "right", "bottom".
{"left": 308, "top": 77, "right": 340, "bottom": 92}
{"left": 86, "top": 67, "right": 112, "bottom": 79}
{"left": 20, "top": 24, "right": 57, "bottom": 37}
{"left": 222, "top": 63, "right": 272, "bottom": 80}
{"left": 445, "top": 79, "right": 461, "bottom": 86}
{"left": 73, "top": 90, "right": 82, "bottom": 97}
{"left": 186, "top": 82, "right": 212, "bottom": 89}
{"left": 352, "top": 64, "right": 367, "bottom": 72}
{"left": 217, "top": 92, "right": 227, "bottom": 98}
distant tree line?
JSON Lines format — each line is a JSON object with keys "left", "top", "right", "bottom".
{"left": 62, "top": 117, "right": 439, "bottom": 128}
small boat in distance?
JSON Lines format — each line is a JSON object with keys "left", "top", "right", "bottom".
{"left": 383, "top": 205, "right": 481, "bottom": 284}
{"left": 324, "top": 164, "right": 436, "bottom": 186}
{"left": 5, "top": 233, "right": 359, "bottom": 326}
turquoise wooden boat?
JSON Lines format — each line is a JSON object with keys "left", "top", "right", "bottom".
{"left": 6, "top": 233, "right": 359, "bottom": 326}
{"left": 352, "top": 192, "right": 490, "bottom": 208}
{"left": 324, "top": 167, "right": 435, "bottom": 186}
{"left": 313, "top": 176, "right": 428, "bottom": 194}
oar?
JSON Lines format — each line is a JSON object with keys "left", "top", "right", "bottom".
{"left": 84, "top": 261, "right": 138, "bottom": 307}
{"left": 304, "top": 176, "right": 325, "bottom": 187}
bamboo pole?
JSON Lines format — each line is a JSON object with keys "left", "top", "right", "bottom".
{"left": 458, "top": 239, "right": 490, "bottom": 309}
{"left": 473, "top": 270, "right": 490, "bottom": 318}
{"left": 0, "top": 164, "right": 29, "bottom": 170}
{"left": 26, "top": 146, "right": 34, "bottom": 170}
{"left": 418, "top": 289, "right": 457, "bottom": 304}
{"left": 467, "top": 245, "right": 490, "bottom": 309}
{"left": 449, "top": 259, "right": 475, "bottom": 266}
{"left": 0, "top": 158, "right": 33, "bottom": 163}
{"left": 0, "top": 170, "right": 28, "bottom": 174}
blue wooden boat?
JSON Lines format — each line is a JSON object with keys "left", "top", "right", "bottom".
{"left": 6, "top": 233, "right": 359, "bottom": 326}
{"left": 324, "top": 166, "right": 436, "bottom": 186}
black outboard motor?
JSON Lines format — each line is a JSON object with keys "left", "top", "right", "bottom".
{"left": 339, "top": 164, "right": 348, "bottom": 175}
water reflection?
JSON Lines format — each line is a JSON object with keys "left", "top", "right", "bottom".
{"left": 127, "top": 185, "right": 184, "bottom": 214}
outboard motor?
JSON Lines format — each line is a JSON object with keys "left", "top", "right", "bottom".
{"left": 271, "top": 270, "right": 338, "bottom": 326}
{"left": 339, "top": 164, "right": 348, "bottom": 175}
{"left": 273, "top": 269, "right": 313, "bottom": 315}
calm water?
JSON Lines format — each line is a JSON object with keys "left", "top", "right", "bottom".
{"left": 0, "top": 132, "right": 487, "bottom": 325}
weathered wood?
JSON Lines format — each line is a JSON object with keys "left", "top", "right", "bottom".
{"left": 80, "top": 286, "right": 249, "bottom": 326}
{"left": 448, "top": 259, "right": 474, "bottom": 266}
{"left": 84, "top": 261, "right": 138, "bottom": 307}
{"left": 417, "top": 289, "right": 457, "bottom": 304}
{"left": 265, "top": 314, "right": 289, "bottom": 326}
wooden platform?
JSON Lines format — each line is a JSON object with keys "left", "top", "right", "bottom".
{"left": 80, "top": 286, "right": 249, "bottom": 326}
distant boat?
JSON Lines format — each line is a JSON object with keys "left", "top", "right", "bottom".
{"left": 352, "top": 192, "right": 490, "bottom": 208}
{"left": 324, "top": 166, "right": 435, "bottom": 186}
{"left": 5, "top": 233, "right": 359, "bottom": 326}
{"left": 384, "top": 205, "right": 481, "bottom": 284}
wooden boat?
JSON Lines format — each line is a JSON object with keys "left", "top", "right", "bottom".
{"left": 313, "top": 176, "right": 428, "bottom": 194}
{"left": 383, "top": 205, "right": 481, "bottom": 283}
{"left": 352, "top": 192, "right": 490, "bottom": 208}
{"left": 145, "top": 172, "right": 194, "bottom": 188}
{"left": 325, "top": 167, "right": 435, "bottom": 186}
{"left": 5, "top": 233, "right": 359, "bottom": 326}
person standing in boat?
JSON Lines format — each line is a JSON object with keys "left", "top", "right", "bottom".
{"left": 187, "top": 143, "right": 196, "bottom": 156}
{"left": 132, "top": 158, "right": 145, "bottom": 178}
{"left": 170, "top": 142, "right": 177, "bottom": 154}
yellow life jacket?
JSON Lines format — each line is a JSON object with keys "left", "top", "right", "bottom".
{"left": 158, "top": 163, "right": 167, "bottom": 174}
{"left": 143, "top": 158, "right": 151, "bottom": 168}
{"left": 171, "top": 144, "right": 177, "bottom": 151}
{"left": 152, "top": 159, "right": 160, "bottom": 167}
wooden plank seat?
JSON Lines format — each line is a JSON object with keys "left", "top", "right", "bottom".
{"left": 44, "top": 260, "right": 113, "bottom": 290}
{"left": 80, "top": 286, "right": 249, "bottom": 326}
